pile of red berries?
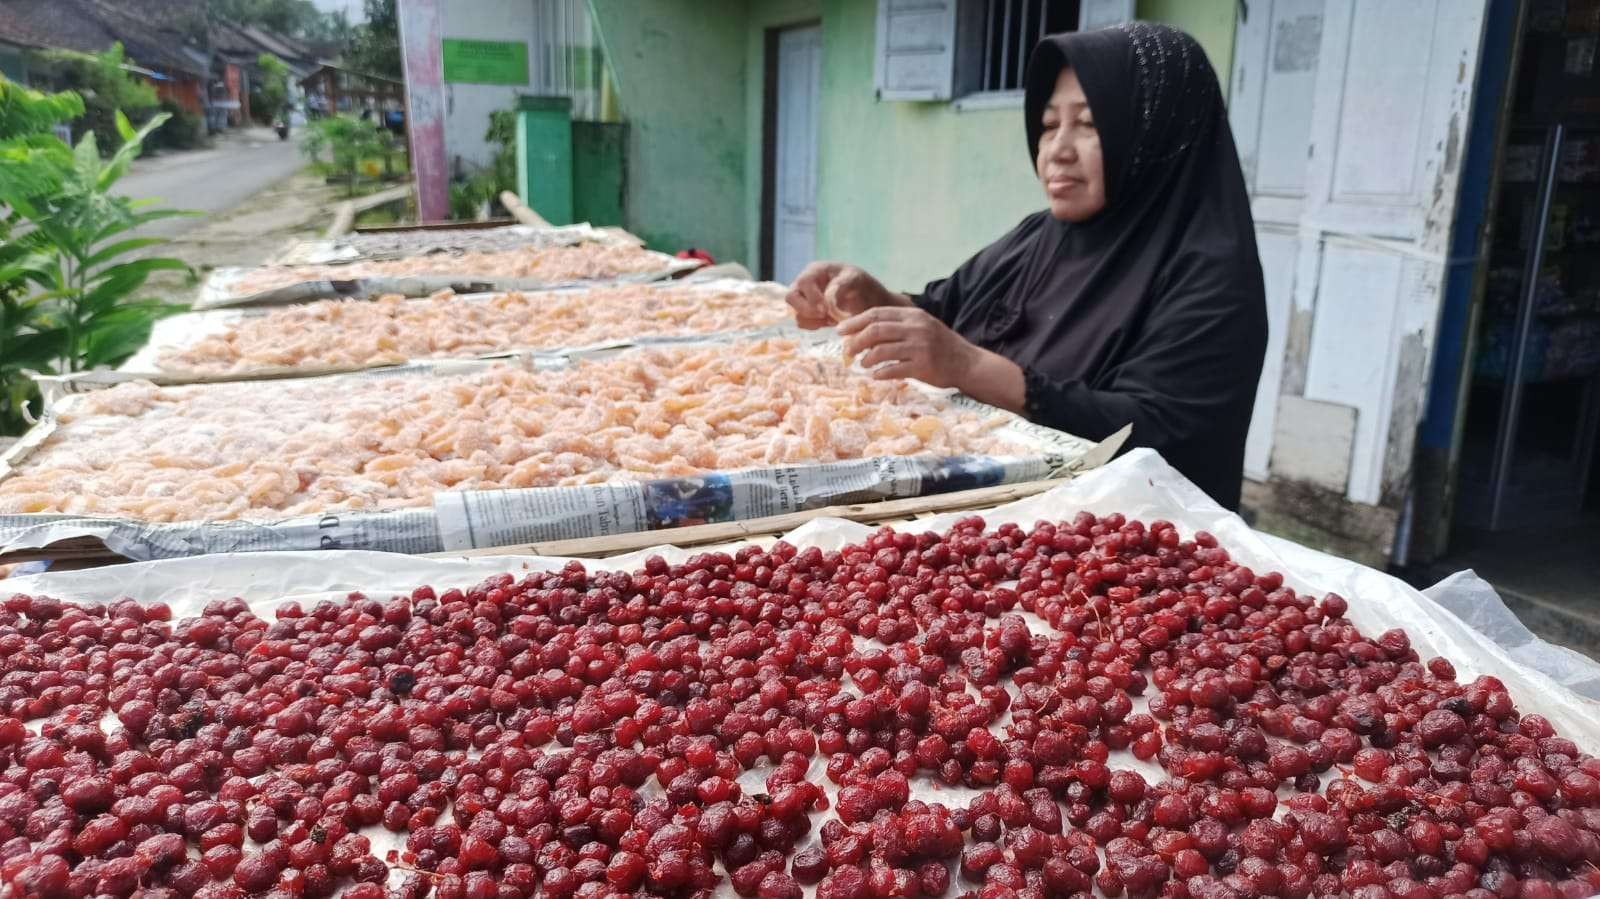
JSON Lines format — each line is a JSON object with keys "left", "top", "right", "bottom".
{"left": 0, "top": 512, "right": 1597, "bottom": 898}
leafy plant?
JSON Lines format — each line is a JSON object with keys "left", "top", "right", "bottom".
{"left": 347, "top": 0, "right": 401, "bottom": 79}
{"left": 146, "top": 99, "right": 207, "bottom": 152}
{"left": 0, "top": 76, "right": 191, "bottom": 434}
{"left": 255, "top": 53, "right": 290, "bottom": 124}
{"left": 30, "top": 44, "right": 159, "bottom": 154}
{"left": 302, "top": 115, "right": 394, "bottom": 196}
{"left": 0, "top": 79, "right": 81, "bottom": 432}
{"left": 449, "top": 174, "right": 501, "bottom": 221}
{"left": 487, "top": 108, "right": 517, "bottom": 198}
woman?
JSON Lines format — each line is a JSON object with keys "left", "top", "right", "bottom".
{"left": 787, "top": 23, "right": 1267, "bottom": 509}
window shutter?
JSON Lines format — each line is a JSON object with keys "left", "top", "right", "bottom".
{"left": 874, "top": 0, "right": 959, "bottom": 101}
{"left": 1078, "top": 0, "right": 1136, "bottom": 30}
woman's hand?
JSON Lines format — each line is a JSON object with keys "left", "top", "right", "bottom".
{"left": 838, "top": 307, "right": 1028, "bottom": 411}
{"left": 786, "top": 262, "right": 910, "bottom": 329}
{"left": 837, "top": 307, "right": 981, "bottom": 389}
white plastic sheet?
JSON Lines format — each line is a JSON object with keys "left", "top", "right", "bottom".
{"left": 7, "top": 449, "right": 1600, "bottom": 897}
{"left": 1422, "top": 570, "right": 1600, "bottom": 701}
{"left": 9, "top": 448, "right": 1598, "bottom": 740}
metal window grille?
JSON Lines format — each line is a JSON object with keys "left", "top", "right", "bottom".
{"left": 978, "top": 0, "right": 1079, "bottom": 93}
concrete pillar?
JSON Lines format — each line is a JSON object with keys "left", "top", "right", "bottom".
{"left": 397, "top": 0, "right": 450, "bottom": 222}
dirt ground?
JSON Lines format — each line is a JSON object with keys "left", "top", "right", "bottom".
{"left": 144, "top": 170, "right": 348, "bottom": 302}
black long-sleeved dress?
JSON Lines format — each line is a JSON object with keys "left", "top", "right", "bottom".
{"left": 910, "top": 24, "right": 1267, "bottom": 510}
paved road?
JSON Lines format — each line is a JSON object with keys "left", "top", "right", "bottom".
{"left": 114, "top": 127, "right": 307, "bottom": 240}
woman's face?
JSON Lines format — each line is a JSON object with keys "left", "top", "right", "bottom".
{"left": 1037, "top": 67, "right": 1106, "bottom": 222}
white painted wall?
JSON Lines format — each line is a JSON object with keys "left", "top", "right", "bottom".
{"left": 439, "top": 0, "right": 536, "bottom": 172}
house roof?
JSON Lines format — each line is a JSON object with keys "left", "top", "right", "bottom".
{"left": 0, "top": 4, "right": 53, "bottom": 50}
{"left": 211, "top": 20, "right": 320, "bottom": 78}
{"left": 299, "top": 61, "right": 403, "bottom": 89}
{"left": 239, "top": 25, "right": 312, "bottom": 64}
{"left": 0, "top": 0, "right": 208, "bottom": 76}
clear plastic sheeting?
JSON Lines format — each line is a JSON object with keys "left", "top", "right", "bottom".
{"left": 1421, "top": 569, "right": 1600, "bottom": 701}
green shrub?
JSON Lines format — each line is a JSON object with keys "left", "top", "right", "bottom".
{"left": 147, "top": 99, "right": 206, "bottom": 152}
{"left": 302, "top": 115, "right": 395, "bottom": 196}
{"left": 487, "top": 108, "right": 516, "bottom": 197}
{"left": 31, "top": 44, "right": 159, "bottom": 154}
{"left": 254, "top": 53, "right": 290, "bottom": 125}
{"left": 449, "top": 173, "right": 501, "bottom": 221}
{"left": 0, "top": 75, "right": 190, "bottom": 434}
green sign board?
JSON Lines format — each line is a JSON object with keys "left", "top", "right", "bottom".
{"left": 442, "top": 39, "right": 529, "bottom": 86}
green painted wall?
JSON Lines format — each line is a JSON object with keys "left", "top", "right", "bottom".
{"left": 593, "top": 0, "right": 1236, "bottom": 280}
{"left": 588, "top": 0, "right": 750, "bottom": 260}
{"left": 1137, "top": 0, "right": 1236, "bottom": 78}
{"left": 812, "top": 0, "right": 1238, "bottom": 292}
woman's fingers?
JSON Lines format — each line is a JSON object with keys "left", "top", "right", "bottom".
{"left": 828, "top": 266, "right": 899, "bottom": 320}
{"left": 856, "top": 340, "right": 917, "bottom": 370}
{"left": 786, "top": 262, "right": 840, "bottom": 328}
{"left": 840, "top": 320, "right": 909, "bottom": 357}
{"left": 785, "top": 287, "right": 827, "bottom": 327}
{"left": 836, "top": 304, "right": 910, "bottom": 336}
{"left": 834, "top": 305, "right": 973, "bottom": 388}
{"left": 822, "top": 270, "right": 862, "bottom": 322}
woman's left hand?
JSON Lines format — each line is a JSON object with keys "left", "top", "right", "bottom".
{"left": 836, "top": 306, "right": 979, "bottom": 389}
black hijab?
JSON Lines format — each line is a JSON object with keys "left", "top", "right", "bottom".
{"left": 912, "top": 23, "right": 1267, "bottom": 509}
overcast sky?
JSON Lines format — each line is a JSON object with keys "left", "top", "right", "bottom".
{"left": 311, "top": 0, "right": 365, "bottom": 22}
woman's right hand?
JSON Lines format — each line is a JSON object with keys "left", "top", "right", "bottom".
{"left": 786, "top": 262, "right": 909, "bottom": 329}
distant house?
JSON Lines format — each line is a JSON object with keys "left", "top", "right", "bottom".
{"left": 0, "top": 38, "right": 28, "bottom": 82}
{"left": 299, "top": 62, "right": 404, "bottom": 118}
{"left": 0, "top": 0, "right": 323, "bottom": 129}
{"left": 0, "top": 0, "right": 211, "bottom": 114}
{"left": 0, "top": 7, "right": 41, "bottom": 83}
{"left": 211, "top": 20, "right": 322, "bottom": 124}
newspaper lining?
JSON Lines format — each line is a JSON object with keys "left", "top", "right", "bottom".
{"left": 1, "top": 343, "right": 1121, "bottom": 562}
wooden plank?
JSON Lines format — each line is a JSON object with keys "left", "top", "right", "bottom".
{"left": 325, "top": 201, "right": 355, "bottom": 237}
{"left": 436, "top": 478, "right": 1073, "bottom": 560}
{"left": 503, "top": 191, "right": 647, "bottom": 247}
{"left": 352, "top": 185, "right": 414, "bottom": 213}
{"left": 499, "top": 191, "right": 552, "bottom": 228}
{"left": 327, "top": 185, "right": 414, "bottom": 238}
{"left": 596, "top": 226, "right": 646, "bottom": 247}
{"left": 355, "top": 218, "right": 517, "bottom": 234}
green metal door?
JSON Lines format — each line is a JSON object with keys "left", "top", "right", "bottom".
{"left": 572, "top": 121, "right": 626, "bottom": 227}
{"left": 515, "top": 95, "right": 574, "bottom": 225}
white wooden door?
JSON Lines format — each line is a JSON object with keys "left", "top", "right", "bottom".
{"left": 774, "top": 26, "right": 821, "bottom": 285}
{"left": 1232, "top": 1, "right": 1489, "bottom": 505}
{"left": 1230, "top": 0, "right": 1326, "bottom": 482}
